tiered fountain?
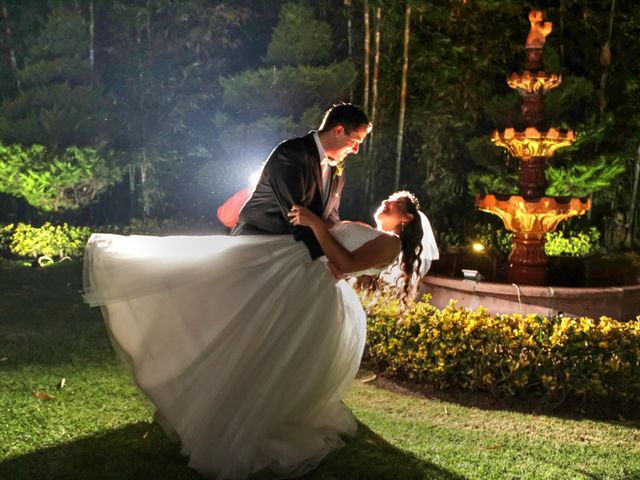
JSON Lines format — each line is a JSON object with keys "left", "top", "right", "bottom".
{"left": 476, "top": 10, "right": 590, "bottom": 286}
{"left": 420, "top": 10, "right": 640, "bottom": 319}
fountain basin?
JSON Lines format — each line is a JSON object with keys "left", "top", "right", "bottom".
{"left": 507, "top": 70, "right": 561, "bottom": 93}
{"left": 476, "top": 194, "right": 591, "bottom": 233}
{"left": 491, "top": 127, "right": 575, "bottom": 159}
{"left": 419, "top": 274, "right": 640, "bottom": 321}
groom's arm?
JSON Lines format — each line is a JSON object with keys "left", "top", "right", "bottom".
{"left": 267, "top": 152, "right": 324, "bottom": 260}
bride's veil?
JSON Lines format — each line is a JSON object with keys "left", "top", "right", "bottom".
{"left": 417, "top": 211, "right": 439, "bottom": 275}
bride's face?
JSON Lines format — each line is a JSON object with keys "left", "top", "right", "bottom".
{"left": 374, "top": 194, "right": 412, "bottom": 232}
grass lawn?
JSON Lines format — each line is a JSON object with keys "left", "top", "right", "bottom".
{"left": 1, "top": 259, "right": 639, "bottom": 480}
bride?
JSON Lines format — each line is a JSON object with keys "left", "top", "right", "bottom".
{"left": 83, "top": 190, "right": 435, "bottom": 480}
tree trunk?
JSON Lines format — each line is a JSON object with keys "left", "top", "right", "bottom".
{"left": 129, "top": 163, "right": 136, "bottom": 220}
{"left": 394, "top": 4, "right": 411, "bottom": 190}
{"left": 89, "top": 0, "right": 95, "bottom": 71}
{"left": 0, "top": 0, "right": 20, "bottom": 92}
{"left": 138, "top": 1, "right": 153, "bottom": 219}
{"left": 363, "top": 0, "right": 370, "bottom": 116}
{"left": 345, "top": 0, "right": 353, "bottom": 101}
{"left": 140, "top": 153, "right": 151, "bottom": 219}
{"left": 370, "top": 7, "right": 381, "bottom": 132}
{"left": 367, "top": 7, "right": 381, "bottom": 208}
{"left": 598, "top": 0, "right": 615, "bottom": 115}
{"left": 344, "top": 0, "right": 352, "bottom": 57}
{"left": 559, "top": 0, "right": 565, "bottom": 62}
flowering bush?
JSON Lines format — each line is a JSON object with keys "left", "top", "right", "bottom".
{"left": 363, "top": 291, "right": 640, "bottom": 408}
{"left": 0, "top": 223, "right": 14, "bottom": 253}
{"left": 0, "top": 219, "right": 213, "bottom": 265}
{"left": 2, "top": 222, "right": 91, "bottom": 264}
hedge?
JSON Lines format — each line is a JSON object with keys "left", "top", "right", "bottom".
{"left": 0, "top": 219, "right": 204, "bottom": 266}
{"left": 0, "top": 222, "right": 91, "bottom": 265}
{"left": 363, "top": 291, "right": 640, "bottom": 408}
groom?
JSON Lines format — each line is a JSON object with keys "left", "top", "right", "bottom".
{"left": 231, "top": 103, "right": 371, "bottom": 260}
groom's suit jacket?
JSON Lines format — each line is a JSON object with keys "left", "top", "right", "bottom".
{"left": 231, "top": 132, "right": 344, "bottom": 260}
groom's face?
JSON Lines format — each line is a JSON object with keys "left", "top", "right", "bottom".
{"left": 332, "top": 125, "right": 369, "bottom": 162}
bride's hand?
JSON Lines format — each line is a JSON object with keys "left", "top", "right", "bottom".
{"left": 287, "top": 204, "right": 319, "bottom": 227}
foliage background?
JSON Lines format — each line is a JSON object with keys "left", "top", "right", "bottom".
{"left": 0, "top": 0, "right": 637, "bottom": 250}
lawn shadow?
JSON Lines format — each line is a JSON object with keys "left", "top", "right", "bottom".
{"left": 303, "top": 421, "right": 467, "bottom": 480}
{"left": 0, "top": 420, "right": 467, "bottom": 480}
{"left": 361, "top": 364, "right": 640, "bottom": 427}
{"left": 0, "top": 422, "right": 200, "bottom": 480}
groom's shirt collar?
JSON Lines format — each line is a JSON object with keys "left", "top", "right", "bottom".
{"left": 312, "top": 131, "right": 329, "bottom": 164}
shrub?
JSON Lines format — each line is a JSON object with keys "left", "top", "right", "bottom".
{"left": 455, "top": 225, "right": 601, "bottom": 258}
{"left": 4, "top": 222, "right": 91, "bottom": 264}
{"left": 545, "top": 226, "right": 601, "bottom": 257}
{"left": 98, "top": 218, "right": 211, "bottom": 236}
{"left": 363, "top": 291, "right": 640, "bottom": 408}
{"left": 0, "top": 144, "right": 123, "bottom": 212}
{"left": 0, "top": 219, "right": 212, "bottom": 266}
{"left": 437, "top": 229, "right": 463, "bottom": 253}
{"left": 470, "top": 223, "right": 513, "bottom": 256}
{"left": 0, "top": 223, "right": 14, "bottom": 254}
{"left": 121, "top": 217, "right": 181, "bottom": 235}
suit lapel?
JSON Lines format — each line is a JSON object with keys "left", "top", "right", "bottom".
{"left": 304, "top": 133, "right": 323, "bottom": 199}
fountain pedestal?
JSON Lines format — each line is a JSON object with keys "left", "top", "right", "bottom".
{"left": 476, "top": 193, "right": 591, "bottom": 285}
{"left": 517, "top": 157, "right": 547, "bottom": 198}
{"left": 508, "top": 234, "right": 548, "bottom": 285}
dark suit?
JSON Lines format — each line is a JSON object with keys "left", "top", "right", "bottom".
{"left": 231, "top": 132, "right": 344, "bottom": 260}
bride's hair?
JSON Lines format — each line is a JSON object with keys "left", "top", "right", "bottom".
{"left": 394, "top": 191, "right": 424, "bottom": 303}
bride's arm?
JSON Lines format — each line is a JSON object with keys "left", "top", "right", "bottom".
{"left": 288, "top": 204, "right": 400, "bottom": 274}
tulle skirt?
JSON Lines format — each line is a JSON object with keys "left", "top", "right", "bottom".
{"left": 83, "top": 233, "right": 366, "bottom": 479}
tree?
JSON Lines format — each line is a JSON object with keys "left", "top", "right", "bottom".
{"left": 207, "top": 1, "right": 356, "bottom": 203}
{"left": 0, "top": 0, "right": 20, "bottom": 92}
{"left": 0, "top": 3, "right": 109, "bottom": 147}
{"left": 394, "top": 3, "right": 411, "bottom": 191}
{"left": 102, "top": 0, "right": 249, "bottom": 220}
{"left": 0, "top": 2, "right": 121, "bottom": 213}
{"left": 0, "top": 144, "right": 121, "bottom": 212}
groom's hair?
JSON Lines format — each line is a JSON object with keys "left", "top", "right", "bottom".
{"left": 318, "top": 103, "right": 371, "bottom": 134}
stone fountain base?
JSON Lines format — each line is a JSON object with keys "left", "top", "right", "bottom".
{"left": 419, "top": 274, "right": 640, "bottom": 321}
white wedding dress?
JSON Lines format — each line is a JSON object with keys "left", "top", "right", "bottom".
{"left": 83, "top": 222, "right": 386, "bottom": 480}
